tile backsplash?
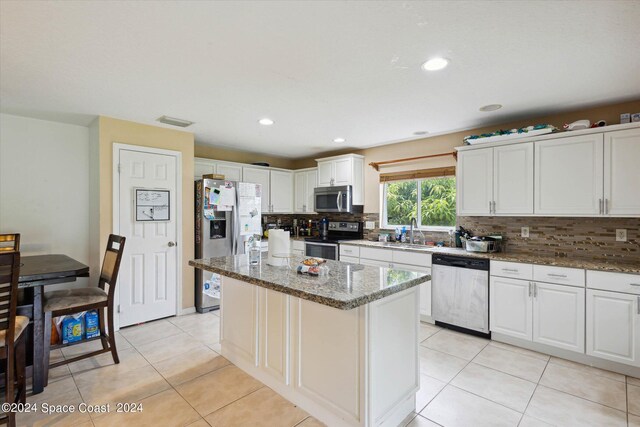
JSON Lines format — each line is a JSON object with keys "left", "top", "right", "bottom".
{"left": 263, "top": 213, "right": 639, "bottom": 263}
{"left": 457, "top": 216, "right": 639, "bottom": 263}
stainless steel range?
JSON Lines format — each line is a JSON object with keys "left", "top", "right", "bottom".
{"left": 304, "top": 221, "right": 363, "bottom": 260}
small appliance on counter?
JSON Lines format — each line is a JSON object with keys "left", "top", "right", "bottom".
{"left": 464, "top": 235, "right": 502, "bottom": 253}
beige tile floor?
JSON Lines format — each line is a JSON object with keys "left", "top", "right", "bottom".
{"left": 407, "top": 323, "right": 640, "bottom": 427}
{"left": 16, "top": 311, "right": 321, "bottom": 427}
{"left": 14, "top": 314, "right": 640, "bottom": 427}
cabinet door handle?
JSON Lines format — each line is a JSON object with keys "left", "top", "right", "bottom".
{"left": 637, "top": 296, "right": 640, "bottom": 315}
{"left": 598, "top": 199, "right": 603, "bottom": 214}
{"left": 533, "top": 283, "right": 538, "bottom": 297}
{"left": 528, "top": 282, "right": 532, "bottom": 297}
{"left": 630, "top": 283, "right": 640, "bottom": 287}
{"left": 605, "top": 199, "right": 609, "bottom": 214}
{"left": 489, "top": 201, "right": 492, "bottom": 214}
{"left": 493, "top": 201, "right": 496, "bottom": 214}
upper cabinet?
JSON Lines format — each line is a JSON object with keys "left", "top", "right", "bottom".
{"left": 604, "top": 128, "right": 640, "bottom": 216}
{"left": 216, "top": 162, "right": 243, "bottom": 181}
{"left": 457, "top": 143, "right": 533, "bottom": 216}
{"left": 243, "top": 166, "right": 293, "bottom": 214}
{"left": 194, "top": 158, "right": 217, "bottom": 179}
{"left": 456, "top": 124, "right": 640, "bottom": 217}
{"left": 294, "top": 168, "right": 317, "bottom": 213}
{"left": 194, "top": 158, "right": 243, "bottom": 181}
{"left": 269, "top": 169, "right": 293, "bottom": 213}
{"left": 457, "top": 148, "right": 493, "bottom": 215}
{"left": 535, "top": 134, "right": 604, "bottom": 215}
{"left": 315, "top": 154, "right": 365, "bottom": 205}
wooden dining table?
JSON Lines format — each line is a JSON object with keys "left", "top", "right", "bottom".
{"left": 18, "top": 254, "right": 90, "bottom": 394}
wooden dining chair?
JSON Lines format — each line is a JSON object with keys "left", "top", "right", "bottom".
{"left": 42, "top": 235, "right": 125, "bottom": 384}
{"left": 0, "top": 251, "right": 27, "bottom": 427}
{"left": 0, "top": 234, "right": 20, "bottom": 253}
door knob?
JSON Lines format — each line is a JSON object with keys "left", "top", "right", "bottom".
{"left": 168, "top": 241, "right": 177, "bottom": 247}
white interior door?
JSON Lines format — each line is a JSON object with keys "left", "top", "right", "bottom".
{"left": 117, "top": 147, "right": 179, "bottom": 327}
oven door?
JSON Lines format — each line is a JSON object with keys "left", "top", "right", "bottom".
{"left": 304, "top": 242, "right": 338, "bottom": 260}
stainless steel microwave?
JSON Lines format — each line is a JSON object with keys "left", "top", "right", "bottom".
{"left": 314, "top": 185, "right": 362, "bottom": 213}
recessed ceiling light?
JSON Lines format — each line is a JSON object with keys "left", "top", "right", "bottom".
{"left": 333, "top": 137, "right": 346, "bottom": 143}
{"left": 421, "top": 57, "right": 449, "bottom": 71}
{"left": 157, "top": 115, "right": 194, "bottom": 127}
{"left": 479, "top": 104, "right": 502, "bottom": 112}
{"left": 413, "top": 131, "right": 429, "bottom": 136}
{"left": 258, "top": 118, "right": 274, "bottom": 126}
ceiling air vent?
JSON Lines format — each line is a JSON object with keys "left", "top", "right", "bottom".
{"left": 157, "top": 115, "right": 194, "bottom": 128}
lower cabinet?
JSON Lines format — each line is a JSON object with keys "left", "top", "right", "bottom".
{"left": 490, "top": 276, "right": 585, "bottom": 353}
{"left": 532, "top": 282, "right": 585, "bottom": 353}
{"left": 490, "top": 276, "right": 532, "bottom": 340}
{"left": 586, "top": 289, "right": 640, "bottom": 366}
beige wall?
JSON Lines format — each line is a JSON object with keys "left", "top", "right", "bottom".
{"left": 195, "top": 143, "right": 296, "bottom": 169}
{"left": 97, "top": 116, "right": 195, "bottom": 310}
{"left": 292, "top": 99, "right": 640, "bottom": 212}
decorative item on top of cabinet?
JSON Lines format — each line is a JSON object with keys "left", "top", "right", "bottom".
{"left": 315, "top": 154, "right": 364, "bottom": 205}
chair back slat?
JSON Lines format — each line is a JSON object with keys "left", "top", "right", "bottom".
{"left": 0, "top": 233, "right": 20, "bottom": 252}
{"left": 0, "top": 251, "right": 20, "bottom": 347}
{"left": 99, "top": 235, "right": 126, "bottom": 296}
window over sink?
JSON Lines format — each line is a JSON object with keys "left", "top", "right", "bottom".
{"left": 381, "top": 176, "right": 456, "bottom": 231}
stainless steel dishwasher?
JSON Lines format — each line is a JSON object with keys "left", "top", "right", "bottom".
{"left": 431, "top": 254, "right": 490, "bottom": 337}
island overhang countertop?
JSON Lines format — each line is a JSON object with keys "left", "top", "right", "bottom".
{"left": 189, "top": 255, "right": 431, "bottom": 310}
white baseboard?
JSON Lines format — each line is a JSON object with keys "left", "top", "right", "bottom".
{"left": 180, "top": 306, "right": 196, "bottom": 315}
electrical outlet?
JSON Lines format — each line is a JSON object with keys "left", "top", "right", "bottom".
{"left": 616, "top": 229, "right": 627, "bottom": 242}
{"left": 521, "top": 227, "right": 530, "bottom": 238}
{"left": 365, "top": 221, "right": 376, "bottom": 230}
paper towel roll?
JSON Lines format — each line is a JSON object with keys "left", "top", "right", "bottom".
{"left": 267, "top": 229, "right": 291, "bottom": 267}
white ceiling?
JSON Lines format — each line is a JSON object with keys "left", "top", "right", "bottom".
{"left": 2, "top": 1, "right": 639, "bottom": 158}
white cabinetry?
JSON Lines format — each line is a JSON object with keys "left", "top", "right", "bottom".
{"left": 243, "top": 167, "right": 293, "bottom": 213}
{"left": 294, "top": 168, "right": 318, "bottom": 213}
{"left": 270, "top": 169, "right": 293, "bottom": 213}
{"left": 493, "top": 143, "right": 534, "bottom": 214}
{"left": 604, "top": 128, "right": 640, "bottom": 216}
{"left": 455, "top": 124, "right": 640, "bottom": 217}
{"left": 535, "top": 134, "right": 604, "bottom": 215}
{"left": 315, "top": 154, "right": 365, "bottom": 205}
{"left": 490, "top": 263, "right": 585, "bottom": 354}
{"left": 194, "top": 158, "right": 216, "bottom": 179}
{"left": 457, "top": 148, "right": 493, "bottom": 215}
{"left": 242, "top": 166, "right": 271, "bottom": 212}
{"left": 586, "top": 270, "right": 640, "bottom": 367}
{"left": 532, "top": 282, "right": 585, "bottom": 353}
{"left": 194, "top": 158, "right": 244, "bottom": 181}
{"left": 216, "top": 162, "right": 243, "bottom": 181}
{"left": 490, "top": 276, "right": 533, "bottom": 340}
{"left": 457, "top": 143, "right": 534, "bottom": 216}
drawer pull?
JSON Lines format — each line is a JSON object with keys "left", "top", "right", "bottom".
{"left": 547, "top": 273, "right": 567, "bottom": 278}
{"left": 630, "top": 283, "right": 640, "bottom": 287}
{"left": 502, "top": 268, "right": 519, "bottom": 273}
{"left": 638, "top": 296, "right": 640, "bottom": 315}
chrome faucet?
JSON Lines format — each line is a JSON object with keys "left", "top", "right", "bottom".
{"left": 409, "top": 217, "right": 418, "bottom": 244}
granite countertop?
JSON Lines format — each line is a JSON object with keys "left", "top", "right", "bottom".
{"left": 189, "top": 254, "right": 430, "bottom": 310}
{"left": 340, "top": 240, "right": 640, "bottom": 274}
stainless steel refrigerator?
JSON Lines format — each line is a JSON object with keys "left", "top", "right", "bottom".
{"left": 195, "top": 179, "right": 262, "bottom": 312}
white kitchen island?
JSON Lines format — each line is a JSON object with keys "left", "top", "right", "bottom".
{"left": 190, "top": 255, "right": 431, "bottom": 427}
